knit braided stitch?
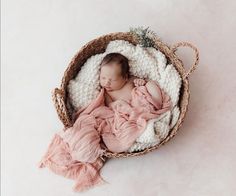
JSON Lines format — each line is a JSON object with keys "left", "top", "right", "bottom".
{"left": 67, "top": 40, "right": 181, "bottom": 152}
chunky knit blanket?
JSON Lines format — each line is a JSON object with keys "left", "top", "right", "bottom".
{"left": 39, "top": 40, "right": 182, "bottom": 192}
{"left": 68, "top": 40, "right": 182, "bottom": 152}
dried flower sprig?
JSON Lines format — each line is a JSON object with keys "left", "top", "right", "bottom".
{"left": 129, "top": 26, "right": 157, "bottom": 47}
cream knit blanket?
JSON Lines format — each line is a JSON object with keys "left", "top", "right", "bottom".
{"left": 67, "top": 40, "right": 181, "bottom": 152}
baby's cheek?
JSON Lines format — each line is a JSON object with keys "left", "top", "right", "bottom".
{"left": 99, "top": 80, "right": 104, "bottom": 86}
{"left": 113, "top": 81, "right": 119, "bottom": 86}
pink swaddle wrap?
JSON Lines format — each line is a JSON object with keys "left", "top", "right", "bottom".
{"left": 39, "top": 85, "right": 172, "bottom": 192}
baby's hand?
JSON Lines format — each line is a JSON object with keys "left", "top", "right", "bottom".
{"left": 134, "top": 78, "right": 146, "bottom": 87}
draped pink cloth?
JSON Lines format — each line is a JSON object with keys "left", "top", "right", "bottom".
{"left": 39, "top": 85, "right": 172, "bottom": 192}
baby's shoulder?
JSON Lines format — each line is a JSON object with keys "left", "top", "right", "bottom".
{"left": 125, "top": 77, "right": 136, "bottom": 89}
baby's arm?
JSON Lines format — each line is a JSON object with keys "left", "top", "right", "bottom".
{"left": 131, "top": 76, "right": 163, "bottom": 107}
{"left": 132, "top": 76, "right": 163, "bottom": 107}
{"left": 145, "top": 80, "right": 163, "bottom": 107}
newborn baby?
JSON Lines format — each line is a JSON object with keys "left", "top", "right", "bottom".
{"left": 39, "top": 52, "right": 172, "bottom": 192}
{"left": 100, "top": 53, "right": 163, "bottom": 108}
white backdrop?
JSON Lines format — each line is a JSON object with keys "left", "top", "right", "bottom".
{"left": 2, "top": 0, "right": 236, "bottom": 195}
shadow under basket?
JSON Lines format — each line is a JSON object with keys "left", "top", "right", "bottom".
{"left": 52, "top": 32, "right": 199, "bottom": 159}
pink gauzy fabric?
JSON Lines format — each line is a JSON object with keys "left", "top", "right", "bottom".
{"left": 39, "top": 85, "right": 172, "bottom": 192}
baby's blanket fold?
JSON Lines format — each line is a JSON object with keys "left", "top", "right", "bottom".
{"left": 39, "top": 85, "right": 171, "bottom": 192}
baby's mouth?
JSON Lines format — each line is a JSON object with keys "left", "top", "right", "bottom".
{"left": 105, "top": 86, "right": 112, "bottom": 91}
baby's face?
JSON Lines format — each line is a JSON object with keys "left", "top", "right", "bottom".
{"left": 100, "top": 63, "right": 127, "bottom": 91}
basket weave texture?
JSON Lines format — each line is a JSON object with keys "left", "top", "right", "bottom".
{"left": 52, "top": 32, "right": 199, "bottom": 159}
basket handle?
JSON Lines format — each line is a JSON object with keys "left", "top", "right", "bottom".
{"left": 171, "top": 42, "right": 199, "bottom": 79}
{"left": 52, "top": 88, "right": 72, "bottom": 128}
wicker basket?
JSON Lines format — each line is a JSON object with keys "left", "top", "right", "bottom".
{"left": 52, "top": 32, "right": 199, "bottom": 159}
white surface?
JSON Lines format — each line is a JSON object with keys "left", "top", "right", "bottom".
{"left": 2, "top": 0, "right": 236, "bottom": 195}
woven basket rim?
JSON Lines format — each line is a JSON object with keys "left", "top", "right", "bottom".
{"left": 52, "top": 31, "right": 198, "bottom": 159}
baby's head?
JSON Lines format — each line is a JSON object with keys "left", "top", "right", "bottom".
{"left": 99, "top": 53, "right": 130, "bottom": 91}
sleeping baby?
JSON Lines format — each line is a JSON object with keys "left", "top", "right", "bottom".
{"left": 100, "top": 52, "right": 164, "bottom": 109}
{"left": 39, "top": 52, "right": 172, "bottom": 192}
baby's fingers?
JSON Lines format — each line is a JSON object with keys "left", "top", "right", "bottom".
{"left": 140, "top": 80, "right": 146, "bottom": 85}
{"left": 134, "top": 79, "right": 146, "bottom": 86}
{"left": 134, "top": 81, "right": 139, "bottom": 87}
{"left": 138, "top": 79, "right": 146, "bottom": 86}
